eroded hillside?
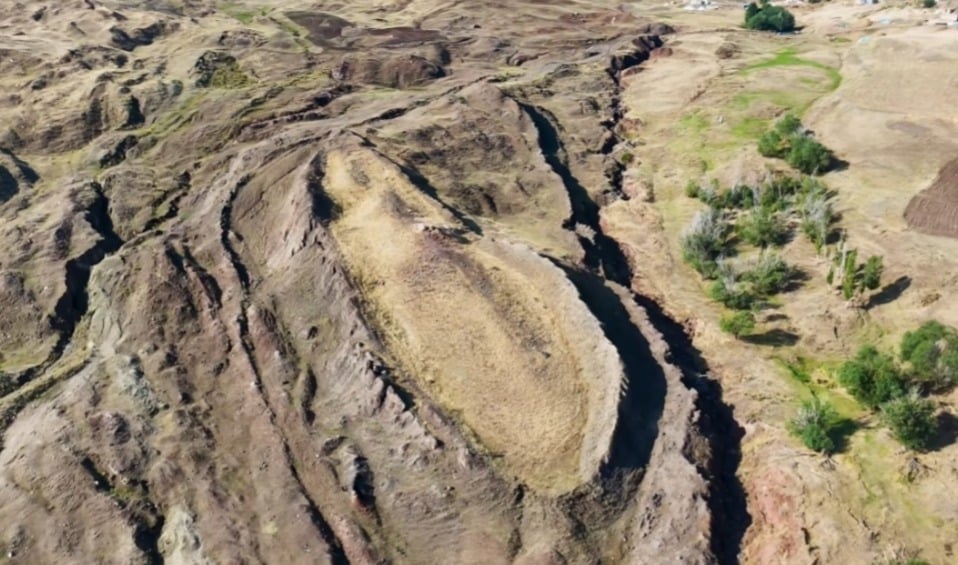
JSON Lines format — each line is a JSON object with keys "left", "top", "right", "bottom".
{"left": 0, "top": 1, "right": 744, "bottom": 563}
{"left": 1, "top": 0, "right": 957, "bottom": 564}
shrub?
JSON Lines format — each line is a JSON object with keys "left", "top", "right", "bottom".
{"left": 745, "top": 2, "right": 796, "bottom": 32}
{"left": 744, "top": 252, "right": 792, "bottom": 295}
{"left": 861, "top": 255, "right": 883, "bottom": 291}
{"left": 758, "top": 129, "right": 786, "bottom": 159}
{"left": 758, "top": 117, "right": 833, "bottom": 175}
{"left": 882, "top": 391, "right": 937, "bottom": 451}
{"left": 799, "top": 189, "right": 833, "bottom": 251}
{"left": 685, "top": 180, "right": 701, "bottom": 198}
{"left": 776, "top": 114, "right": 802, "bottom": 135}
{"left": 712, "top": 184, "right": 757, "bottom": 210}
{"left": 738, "top": 205, "right": 788, "bottom": 247}
{"left": 900, "top": 321, "right": 958, "bottom": 391}
{"left": 720, "top": 311, "right": 756, "bottom": 338}
{"left": 922, "top": 0, "right": 936, "bottom": 7}
{"left": 757, "top": 116, "right": 801, "bottom": 158}
{"left": 786, "top": 134, "right": 833, "bottom": 175}
{"left": 681, "top": 209, "right": 730, "bottom": 277}
{"left": 789, "top": 397, "right": 839, "bottom": 454}
{"left": 838, "top": 346, "right": 905, "bottom": 409}
{"left": 709, "top": 276, "right": 756, "bottom": 310}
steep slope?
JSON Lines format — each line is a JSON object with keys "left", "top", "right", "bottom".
{"left": 0, "top": 1, "right": 746, "bottom": 563}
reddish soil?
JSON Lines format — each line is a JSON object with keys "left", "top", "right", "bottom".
{"left": 905, "top": 157, "right": 958, "bottom": 238}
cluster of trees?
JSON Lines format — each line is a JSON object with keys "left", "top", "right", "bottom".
{"left": 758, "top": 115, "right": 834, "bottom": 175}
{"left": 792, "top": 321, "right": 956, "bottom": 453}
{"left": 826, "top": 240, "right": 884, "bottom": 302}
{"left": 681, "top": 172, "right": 838, "bottom": 338}
{"left": 745, "top": 1, "right": 796, "bottom": 33}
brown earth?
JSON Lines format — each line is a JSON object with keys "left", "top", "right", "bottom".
{"left": 0, "top": 1, "right": 738, "bottom": 563}
{"left": 905, "top": 157, "right": 958, "bottom": 238}
{"left": 0, "top": 0, "right": 955, "bottom": 564}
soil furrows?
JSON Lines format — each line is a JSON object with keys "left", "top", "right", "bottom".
{"left": 225, "top": 147, "right": 526, "bottom": 562}
{"left": 3, "top": 181, "right": 125, "bottom": 399}
{"left": 217, "top": 168, "right": 350, "bottom": 564}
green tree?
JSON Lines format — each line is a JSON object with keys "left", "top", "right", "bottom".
{"left": 900, "top": 321, "right": 958, "bottom": 391}
{"left": 743, "top": 252, "right": 792, "bottom": 296}
{"left": 882, "top": 391, "right": 937, "bottom": 451}
{"left": 758, "top": 130, "right": 786, "bottom": 158}
{"left": 789, "top": 397, "right": 840, "bottom": 454}
{"left": 738, "top": 205, "right": 788, "bottom": 247}
{"left": 720, "top": 311, "right": 756, "bottom": 338}
{"left": 745, "top": 3, "right": 796, "bottom": 32}
{"left": 838, "top": 346, "right": 905, "bottom": 409}
{"left": 786, "top": 134, "right": 832, "bottom": 175}
{"left": 861, "top": 255, "right": 883, "bottom": 291}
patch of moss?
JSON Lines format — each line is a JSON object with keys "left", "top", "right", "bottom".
{"left": 208, "top": 66, "right": 252, "bottom": 89}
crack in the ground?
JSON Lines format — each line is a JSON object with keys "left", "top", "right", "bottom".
{"left": 519, "top": 37, "right": 750, "bottom": 562}
{"left": 79, "top": 454, "right": 166, "bottom": 565}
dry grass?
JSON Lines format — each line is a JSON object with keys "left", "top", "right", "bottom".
{"left": 322, "top": 147, "right": 624, "bottom": 494}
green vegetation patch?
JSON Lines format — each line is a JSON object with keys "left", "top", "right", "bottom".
{"left": 220, "top": 3, "right": 269, "bottom": 25}
{"left": 744, "top": 48, "right": 842, "bottom": 92}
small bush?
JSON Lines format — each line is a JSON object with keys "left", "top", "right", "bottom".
{"left": 900, "top": 321, "right": 958, "bottom": 391}
{"left": 709, "top": 276, "right": 756, "bottom": 310}
{"left": 882, "top": 391, "right": 937, "bottom": 451}
{"left": 861, "top": 255, "right": 883, "bottom": 291}
{"left": 712, "top": 184, "right": 758, "bottom": 210}
{"left": 720, "top": 311, "right": 756, "bottom": 338}
{"left": 799, "top": 189, "right": 833, "bottom": 251}
{"left": 761, "top": 176, "right": 800, "bottom": 211}
{"left": 922, "top": 0, "right": 937, "bottom": 7}
{"left": 743, "top": 252, "right": 792, "bottom": 296}
{"left": 838, "top": 346, "right": 905, "bottom": 409}
{"left": 738, "top": 205, "right": 788, "bottom": 247}
{"left": 685, "top": 180, "right": 701, "bottom": 198}
{"left": 681, "top": 209, "right": 730, "bottom": 277}
{"left": 758, "top": 130, "right": 786, "bottom": 159}
{"left": 789, "top": 397, "right": 840, "bottom": 454}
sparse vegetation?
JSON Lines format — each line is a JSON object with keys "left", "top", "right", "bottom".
{"left": 798, "top": 185, "right": 834, "bottom": 251}
{"left": 789, "top": 396, "right": 840, "bottom": 453}
{"left": 720, "top": 311, "right": 756, "bottom": 338}
{"left": 882, "top": 391, "right": 937, "bottom": 451}
{"left": 681, "top": 208, "right": 730, "bottom": 277}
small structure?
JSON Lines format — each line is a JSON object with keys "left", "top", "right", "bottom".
{"left": 685, "top": 0, "right": 718, "bottom": 11}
